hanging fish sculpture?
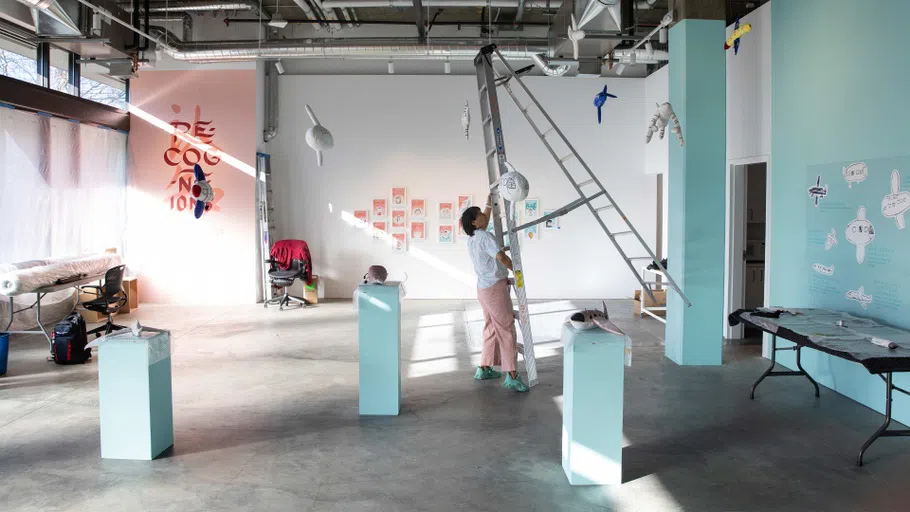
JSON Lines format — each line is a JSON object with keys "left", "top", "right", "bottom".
{"left": 462, "top": 101, "right": 471, "bottom": 140}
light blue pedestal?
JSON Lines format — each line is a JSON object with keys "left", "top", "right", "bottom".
{"left": 96, "top": 330, "right": 174, "bottom": 460}
{"left": 358, "top": 283, "right": 401, "bottom": 416}
{"left": 562, "top": 324, "right": 626, "bottom": 486}
{"left": 666, "top": 18, "right": 727, "bottom": 366}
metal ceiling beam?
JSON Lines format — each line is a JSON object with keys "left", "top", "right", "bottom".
{"left": 413, "top": 0, "right": 425, "bottom": 42}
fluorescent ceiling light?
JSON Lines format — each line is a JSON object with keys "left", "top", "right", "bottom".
{"left": 274, "top": 60, "right": 285, "bottom": 74}
{"left": 614, "top": 62, "right": 626, "bottom": 76}
{"left": 388, "top": 61, "right": 395, "bottom": 74}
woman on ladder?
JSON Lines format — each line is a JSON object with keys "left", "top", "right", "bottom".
{"left": 461, "top": 195, "right": 529, "bottom": 393}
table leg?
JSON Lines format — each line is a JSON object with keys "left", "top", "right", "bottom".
{"left": 750, "top": 335, "right": 821, "bottom": 399}
{"left": 750, "top": 334, "right": 778, "bottom": 399}
{"left": 857, "top": 372, "right": 910, "bottom": 466}
{"left": 796, "top": 346, "right": 820, "bottom": 397}
{"left": 4, "top": 297, "right": 13, "bottom": 331}
{"left": 35, "top": 293, "right": 53, "bottom": 354}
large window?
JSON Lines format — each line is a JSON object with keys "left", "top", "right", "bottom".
{"left": 80, "top": 64, "right": 127, "bottom": 110}
{"left": 0, "top": 34, "right": 127, "bottom": 110}
{"left": 0, "top": 39, "right": 38, "bottom": 85}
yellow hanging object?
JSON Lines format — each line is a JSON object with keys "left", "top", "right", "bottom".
{"left": 515, "top": 270, "right": 524, "bottom": 289}
{"left": 725, "top": 23, "right": 752, "bottom": 50}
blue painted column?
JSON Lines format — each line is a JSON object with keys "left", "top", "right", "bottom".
{"left": 666, "top": 15, "right": 727, "bottom": 365}
{"left": 358, "top": 283, "right": 402, "bottom": 415}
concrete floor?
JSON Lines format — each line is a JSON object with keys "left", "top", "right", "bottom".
{"left": 2, "top": 299, "right": 910, "bottom": 511}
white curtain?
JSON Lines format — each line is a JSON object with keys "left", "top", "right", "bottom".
{"left": 0, "top": 106, "right": 127, "bottom": 329}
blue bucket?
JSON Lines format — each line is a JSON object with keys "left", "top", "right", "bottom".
{"left": 0, "top": 333, "right": 8, "bottom": 376}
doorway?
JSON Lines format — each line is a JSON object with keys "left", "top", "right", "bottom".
{"left": 725, "top": 160, "right": 769, "bottom": 341}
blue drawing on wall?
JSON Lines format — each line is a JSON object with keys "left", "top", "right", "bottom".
{"left": 806, "top": 156, "right": 910, "bottom": 316}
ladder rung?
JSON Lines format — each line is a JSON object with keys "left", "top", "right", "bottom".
{"left": 520, "top": 104, "right": 531, "bottom": 113}
{"left": 640, "top": 281, "right": 661, "bottom": 285}
{"left": 542, "top": 127, "right": 555, "bottom": 138}
{"left": 486, "top": 148, "right": 496, "bottom": 158}
{"left": 559, "top": 153, "right": 576, "bottom": 163}
{"left": 483, "top": 115, "right": 493, "bottom": 125}
{"left": 577, "top": 179, "right": 595, "bottom": 188}
{"left": 489, "top": 180, "right": 500, "bottom": 190}
{"left": 627, "top": 256, "right": 653, "bottom": 260}
{"left": 613, "top": 230, "right": 633, "bottom": 236}
{"left": 595, "top": 205, "right": 614, "bottom": 212}
{"left": 480, "top": 84, "right": 487, "bottom": 93}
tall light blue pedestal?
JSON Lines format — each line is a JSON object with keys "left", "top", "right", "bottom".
{"left": 94, "top": 329, "right": 174, "bottom": 460}
{"left": 562, "top": 324, "right": 626, "bottom": 486}
{"left": 358, "top": 283, "right": 401, "bottom": 416}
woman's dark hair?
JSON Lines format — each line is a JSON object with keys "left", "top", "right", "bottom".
{"left": 461, "top": 206, "right": 482, "bottom": 236}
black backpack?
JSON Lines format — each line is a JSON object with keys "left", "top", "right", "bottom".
{"left": 51, "top": 312, "right": 91, "bottom": 365}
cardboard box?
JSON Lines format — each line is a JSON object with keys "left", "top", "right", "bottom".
{"left": 304, "top": 276, "right": 319, "bottom": 304}
{"left": 633, "top": 289, "right": 667, "bottom": 317}
{"left": 121, "top": 277, "right": 139, "bottom": 313}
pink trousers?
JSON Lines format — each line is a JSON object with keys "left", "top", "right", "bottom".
{"left": 477, "top": 279, "right": 518, "bottom": 372}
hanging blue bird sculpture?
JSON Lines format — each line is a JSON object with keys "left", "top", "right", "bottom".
{"left": 593, "top": 85, "right": 617, "bottom": 124}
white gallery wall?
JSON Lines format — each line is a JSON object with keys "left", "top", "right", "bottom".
{"left": 726, "top": 2, "right": 772, "bottom": 162}
{"left": 267, "top": 74, "right": 656, "bottom": 299}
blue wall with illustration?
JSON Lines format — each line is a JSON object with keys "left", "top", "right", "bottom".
{"left": 771, "top": 0, "right": 910, "bottom": 423}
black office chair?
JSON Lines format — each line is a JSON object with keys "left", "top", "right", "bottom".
{"left": 264, "top": 259, "right": 309, "bottom": 310}
{"left": 80, "top": 265, "right": 128, "bottom": 337}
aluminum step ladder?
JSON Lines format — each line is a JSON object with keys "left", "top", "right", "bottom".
{"left": 475, "top": 44, "right": 691, "bottom": 332}
{"left": 474, "top": 47, "right": 540, "bottom": 388}
{"left": 256, "top": 152, "right": 277, "bottom": 302}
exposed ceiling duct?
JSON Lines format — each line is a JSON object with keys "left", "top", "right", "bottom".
{"left": 159, "top": 37, "right": 551, "bottom": 63}
{"left": 320, "top": 0, "right": 561, "bottom": 7}
{"left": 118, "top": 1, "right": 254, "bottom": 13}
{"left": 529, "top": 53, "right": 569, "bottom": 77}
{"left": 611, "top": 47, "right": 668, "bottom": 64}
{"left": 15, "top": 0, "right": 81, "bottom": 34}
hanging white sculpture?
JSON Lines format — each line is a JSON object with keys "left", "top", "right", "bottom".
{"left": 645, "top": 102, "right": 684, "bottom": 147}
{"left": 304, "top": 104, "right": 334, "bottom": 166}
{"left": 462, "top": 101, "right": 471, "bottom": 140}
{"left": 567, "top": 14, "right": 585, "bottom": 60}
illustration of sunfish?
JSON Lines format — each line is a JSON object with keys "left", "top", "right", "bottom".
{"left": 812, "top": 263, "right": 834, "bottom": 276}
{"left": 843, "top": 162, "right": 868, "bottom": 187}
{"left": 845, "top": 205, "right": 874, "bottom": 264}
{"left": 825, "top": 228, "right": 838, "bottom": 251}
{"left": 462, "top": 101, "right": 470, "bottom": 140}
{"left": 881, "top": 169, "right": 910, "bottom": 230}
{"left": 846, "top": 286, "right": 873, "bottom": 309}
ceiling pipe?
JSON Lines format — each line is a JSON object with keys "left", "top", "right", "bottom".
{"left": 145, "top": 29, "right": 551, "bottom": 62}
{"left": 529, "top": 53, "right": 569, "bottom": 77}
{"left": 635, "top": 0, "right": 658, "bottom": 8}
{"left": 310, "top": 0, "right": 339, "bottom": 28}
{"left": 118, "top": 1, "right": 267, "bottom": 18}
{"left": 118, "top": 2, "right": 251, "bottom": 12}
{"left": 320, "top": 0, "right": 561, "bottom": 8}
{"left": 149, "top": 14, "right": 193, "bottom": 40}
{"left": 290, "top": 0, "right": 325, "bottom": 30}
{"left": 611, "top": 47, "right": 667, "bottom": 63}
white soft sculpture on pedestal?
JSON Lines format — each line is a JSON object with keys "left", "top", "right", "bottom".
{"left": 645, "top": 102, "right": 684, "bottom": 147}
{"left": 304, "top": 104, "right": 334, "bottom": 166}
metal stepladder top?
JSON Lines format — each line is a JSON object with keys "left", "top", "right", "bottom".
{"left": 474, "top": 45, "right": 691, "bottom": 388}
